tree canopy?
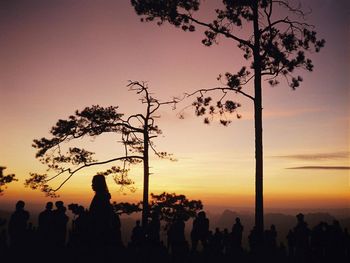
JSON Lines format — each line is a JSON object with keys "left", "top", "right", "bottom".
{"left": 132, "top": 0, "right": 324, "bottom": 123}
{"left": 150, "top": 192, "right": 203, "bottom": 223}
{"left": 25, "top": 81, "right": 178, "bottom": 227}
{"left": 0, "top": 166, "right": 17, "bottom": 195}
{"left": 131, "top": 0, "right": 325, "bottom": 238}
{"left": 26, "top": 82, "right": 176, "bottom": 195}
{"left": 112, "top": 192, "right": 203, "bottom": 223}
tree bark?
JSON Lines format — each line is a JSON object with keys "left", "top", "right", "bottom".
{"left": 253, "top": 1, "right": 264, "bottom": 242}
{"left": 142, "top": 129, "right": 150, "bottom": 228}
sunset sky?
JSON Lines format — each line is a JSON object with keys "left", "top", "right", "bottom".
{"left": 0, "top": 0, "right": 349, "bottom": 213}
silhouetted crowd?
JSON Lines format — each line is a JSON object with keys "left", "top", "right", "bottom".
{"left": 0, "top": 200, "right": 349, "bottom": 263}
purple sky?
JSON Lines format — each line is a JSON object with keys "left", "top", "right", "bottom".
{"left": 0, "top": 0, "right": 349, "bottom": 211}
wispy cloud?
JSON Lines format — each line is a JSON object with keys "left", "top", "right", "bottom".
{"left": 272, "top": 151, "right": 349, "bottom": 161}
{"left": 287, "top": 166, "right": 350, "bottom": 170}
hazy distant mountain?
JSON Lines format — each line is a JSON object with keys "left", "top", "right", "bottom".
{"left": 215, "top": 209, "right": 240, "bottom": 228}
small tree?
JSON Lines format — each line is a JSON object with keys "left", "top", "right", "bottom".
{"left": 131, "top": 0, "right": 325, "bottom": 240}
{"left": 26, "top": 81, "right": 177, "bottom": 227}
{"left": 149, "top": 192, "right": 203, "bottom": 224}
{"left": 113, "top": 201, "right": 143, "bottom": 215}
{"left": 0, "top": 166, "right": 17, "bottom": 195}
{"left": 111, "top": 192, "right": 203, "bottom": 226}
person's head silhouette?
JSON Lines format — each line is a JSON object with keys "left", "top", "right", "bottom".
{"left": 55, "top": 201, "right": 64, "bottom": 209}
{"left": 15, "top": 200, "right": 25, "bottom": 210}
{"left": 296, "top": 213, "right": 304, "bottom": 223}
{"left": 198, "top": 211, "right": 206, "bottom": 219}
{"left": 46, "top": 202, "right": 53, "bottom": 210}
{"left": 92, "top": 174, "right": 109, "bottom": 193}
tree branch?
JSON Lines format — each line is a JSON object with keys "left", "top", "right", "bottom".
{"left": 52, "top": 155, "right": 144, "bottom": 192}
{"left": 184, "top": 14, "right": 254, "bottom": 49}
{"left": 186, "top": 86, "right": 255, "bottom": 101}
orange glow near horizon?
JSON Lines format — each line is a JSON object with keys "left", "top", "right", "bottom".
{"left": 1, "top": 148, "right": 348, "bottom": 211}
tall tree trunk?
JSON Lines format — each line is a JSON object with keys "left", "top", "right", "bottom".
{"left": 253, "top": 1, "right": 264, "bottom": 242}
{"left": 142, "top": 129, "right": 150, "bottom": 228}
{"left": 254, "top": 72, "right": 264, "bottom": 240}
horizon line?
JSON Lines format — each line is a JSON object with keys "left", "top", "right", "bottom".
{"left": 286, "top": 166, "right": 350, "bottom": 170}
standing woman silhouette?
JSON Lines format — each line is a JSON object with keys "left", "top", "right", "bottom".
{"left": 89, "top": 174, "right": 121, "bottom": 247}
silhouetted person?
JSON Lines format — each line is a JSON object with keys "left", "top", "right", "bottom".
{"left": 328, "top": 220, "right": 344, "bottom": 260}
{"left": 293, "top": 213, "right": 310, "bottom": 262}
{"left": 264, "top": 224, "right": 278, "bottom": 261}
{"left": 222, "top": 228, "right": 231, "bottom": 254}
{"left": 0, "top": 218, "right": 6, "bottom": 227}
{"left": 190, "top": 211, "right": 209, "bottom": 252}
{"left": 277, "top": 242, "right": 287, "bottom": 262}
{"left": 8, "top": 200, "right": 29, "bottom": 248}
{"left": 52, "top": 200, "right": 69, "bottom": 248}
{"left": 0, "top": 229, "right": 7, "bottom": 253}
{"left": 113, "top": 212, "right": 122, "bottom": 247}
{"left": 26, "top": 222, "right": 38, "bottom": 250}
{"left": 70, "top": 205, "right": 89, "bottom": 248}
{"left": 89, "top": 174, "right": 121, "bottom": 247}
{"left": 248, "top": 226, "right": 259, "bottom": 254}
{"left": 38, "top": 201, "right": 54, "bottom": 246}
{"left": 344, "top": 228, "right": 350, "bottom": 259}
{"left": 286, "top": 229, "right": 296, "bottom": 257}
{"left": 264, "top": 224, "right": 277, "bottom": 250}
{"left": 310, "top": 221, "right": 326, "bottom": 260}
{"left": 212, "top": 228, "right": 223, "bottom": 255}
{"left": 207, "top": 230, "right": 214, "bottom": 249}
{"left": 168, "top": 214, "right": 188, "bottom": 261}
{"left": 147, "top": 212, "right": 161, "bottom": 246}
{"left": 231, "top": 217, "right": 244, "bottom": 250}
{"left": 0, "top": 218, "right": 7, "bottom": 253}
{"left": 131, "top": 220, "right": 144, "bottom": 247}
